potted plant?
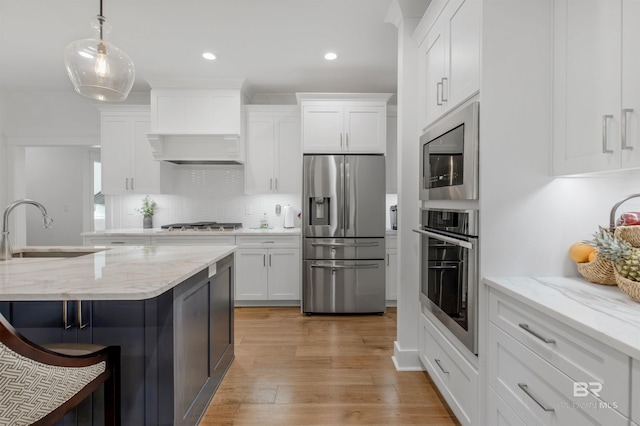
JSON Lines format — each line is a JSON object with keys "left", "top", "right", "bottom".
{"left": 137, "top": 196, "right": 157, "bottom": 229}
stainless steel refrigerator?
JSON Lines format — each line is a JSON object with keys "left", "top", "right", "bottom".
{"left": 302, "top": 154, "right": 386, "bottom": 314}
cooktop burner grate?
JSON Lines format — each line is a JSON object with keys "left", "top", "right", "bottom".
{"left": 160, "top": 222, "right": 243, "bottom": 231}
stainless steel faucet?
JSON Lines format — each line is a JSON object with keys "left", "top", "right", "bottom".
{"left": 0, "top": 199, "right": 54, "bottom": 261}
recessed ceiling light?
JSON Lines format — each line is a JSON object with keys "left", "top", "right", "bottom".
{"left": 202, "top": 52, "right": 217, "bottom": 61}
{"left": 324, "top": 52, "right": 338, "bottom": 61}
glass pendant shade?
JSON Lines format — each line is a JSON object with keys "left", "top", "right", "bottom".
{"left": 64, "top": 16, "right": 135, "bottom": 102}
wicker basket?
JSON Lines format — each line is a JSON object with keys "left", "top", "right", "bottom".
{"left": 576, "top": 257, "right": 616, "bottom": 285}
{"left": 613, "top": 226, "right": 640, "bottom": 247}
{"left": 614, "top": 270, "right": 640, "bottom": 302}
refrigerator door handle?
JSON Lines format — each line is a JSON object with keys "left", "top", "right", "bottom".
{"left": 311, "top": 263, "right": 379, "bottom": 270}
{"left": 311, "top": 241, "right": 379, "bottom": 248}
{"left": 344, "top": 158, "right": 350, "bottom": 231}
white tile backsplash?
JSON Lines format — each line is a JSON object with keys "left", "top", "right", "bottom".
{"left": 110, "top": 165, "right": 397, "bottom": 231}
{"left": 111, "top": 165, "right": 301, "bottom": 229}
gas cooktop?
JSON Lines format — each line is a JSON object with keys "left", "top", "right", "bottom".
{"left": 160, "top": 222, "right": 243, "bottom": 231}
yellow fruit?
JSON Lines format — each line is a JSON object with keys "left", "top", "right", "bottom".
{"left": 588, "top": 250, "right": 598, "bottom": 263}
{"left": 569, "top": 242, "right": 596, "bottom": 263}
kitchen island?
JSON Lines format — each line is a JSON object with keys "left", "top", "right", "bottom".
{"left": 0, "top": 245, "right": 236, "bottom": 426}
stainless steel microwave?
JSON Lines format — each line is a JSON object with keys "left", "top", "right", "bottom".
{"left": 419, "top": 101, "right": 479, "bottom": 200}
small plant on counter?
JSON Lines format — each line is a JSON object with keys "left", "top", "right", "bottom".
{"left": 137, "top": 196, "right": 157, "bottom": 217}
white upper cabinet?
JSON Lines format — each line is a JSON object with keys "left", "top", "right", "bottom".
{"left": 245, "top": 106, "right": 301, "bottom": 194}
{"left": 150, "top": 89, "right": 241, "bottom": 135}
{"left": 297, "top": 93, "right": 391, "bottom": 154}
{"left": 100, "top": 106, "right": 174, "bottom": 195}
{"left": 415, "top": 0, "right": 481, "bottom": 131}
{"left": 553, "top": 0, "right": 640, "bottom": 175}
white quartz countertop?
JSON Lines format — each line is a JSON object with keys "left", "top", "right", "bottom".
{"left": 0, "top": 245, "right": 236, "bottom": 301}
{"left": 81, "top": 227, "right": 301, "bottom": 236}
{"left": 484, "top": 276, "right": 640, "bottom": 360}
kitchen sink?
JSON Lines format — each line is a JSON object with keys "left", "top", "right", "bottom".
{"left": 12, "top": 248, "right": 109, "bottom": 258}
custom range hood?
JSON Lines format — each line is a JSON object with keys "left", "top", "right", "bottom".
{"left": 147, "top": 89, "right": 244, "bottom": 165}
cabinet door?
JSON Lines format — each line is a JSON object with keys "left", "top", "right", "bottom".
{"left": 267, "top": 248, "right": 300, "bottom": 300}
{"left": 386, "top": 114, "right": 397, "bottom": 193}
{"left": 302, "top": 105, "right": 344, "bottom": 153}
{"left": 553, "top": 0, "right": 622, "bottom": 175}
{"left": 622, "top": 0, "right": 640, "bottom": 168}
{"left": 385, "top": 250, "right": 398, "bottom": 301}
{"left": 343, "top": 105, "right": 386, "bottom": 153}
{"left": 445, "top": 0, "right": 481, "bottom": 109}
{"left": 420, "top": 24, "right": 447, "bottom": 131}
{"left": 131, "top": 116, "right": 173, "bottom": 194}
{"left": 246, "top": 116, "right": 276, "bottom": 194}
{"left": 275, "top": 115, "right": 302, "bottom": 193}
{"left": 235, "top": 249, "right": 268, "bottom": 300}
{"left": 101, "top": 116, "right": 132, "bottom": 194}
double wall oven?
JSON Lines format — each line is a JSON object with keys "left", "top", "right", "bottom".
{"left": 416, "top": 100, "right": 479, "bottom": 354}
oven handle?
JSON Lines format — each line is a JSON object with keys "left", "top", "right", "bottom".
{"left": 412, "top": 228, "right": 474, "bottom": 250}
{"left": 311, "top": 263, "right": 379, "bottom": 270}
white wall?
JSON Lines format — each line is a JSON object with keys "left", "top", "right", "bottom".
{"left": 25, "top": 147, "right": 90, "bottom": 245}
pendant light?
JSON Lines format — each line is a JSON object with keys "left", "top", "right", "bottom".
{"left": 64, "top": 0, "right": 135, "bottom": 102}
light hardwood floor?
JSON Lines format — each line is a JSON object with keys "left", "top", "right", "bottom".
{"left": 199, "top": 307, "right": 460, "bottom": 426}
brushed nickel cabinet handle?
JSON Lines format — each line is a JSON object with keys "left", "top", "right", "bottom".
{"left": 441, "top": 77, "right": 448, "bottom": 102}
{"left": 77, "top": 301, "right": 88, "bottom": 329}
{"left": 63, "top": 301, "right": 72, "bottom": 330}
{"left": 434, "top": 359, "right": 449, "bottom": 374}
{"left": 518, "top": 383, "right": 555, "bottom": 412}
{"left": 436, "top": 82, "right": 443, "bottom": 106}
{"left": 263, "top": 254, "right": 266, "bottom": 267}
{"left": 269, "top": 254, "right": 272, "bottom": 267}
{"left": 519, "top": 323, "right": 556, "bottom": 344}
{"left": 623, "top": 108, "right": 634, "bottom": 150}
{"left": 602, "top": 114, "right": 614, "bottom": 153}
{"left": 340, "top": 133, "right": 344, "bottom": 150}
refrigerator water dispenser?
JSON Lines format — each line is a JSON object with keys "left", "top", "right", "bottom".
{"left": 310, "top": 197, "right": 330, "bottom": 226}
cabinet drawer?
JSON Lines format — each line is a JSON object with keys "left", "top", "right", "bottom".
{"left": 488, "top": 324, "right": 628, "bottom": 426}
{"left": 236, "top": 235, "right": 300, "bottom": 248}
{"left": 418, "top": 312, "right": 477, "bottom": 426}
{"left": 489, "top": 290, "right": 629, "bottom": 416}
{"left": 633, "top": 358, "right": 640, "bottom": 424}
{"left": 486, "top": 386, "right": 526, "bottom": 426}
{"left": 84, "top": 236, "right": 151, "bottom": 246}
{"left": 152, "top": 236, "right": 236, "bottom": 246}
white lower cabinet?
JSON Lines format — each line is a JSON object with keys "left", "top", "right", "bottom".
{"left": 418, "top": 312, "right": 477, "bottom": 426}
{"left": 151, "top": 235, "right": 235, "bottom": 246}
{"left": 235, "top": 236, "right": 300, "bottom": 302}
{"left": 487, "top": 288, "right": 632, "bottom": 426}
{"left": 385, "top": 235, "right": 397, "bottom": 303}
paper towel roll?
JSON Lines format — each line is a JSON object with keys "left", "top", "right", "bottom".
{"left": 283, "top": 205, "right": 295, "bottom": 228}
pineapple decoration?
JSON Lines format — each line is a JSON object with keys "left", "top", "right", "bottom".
{"left": 588, "top": 227, "right": 640, "bottom": 282}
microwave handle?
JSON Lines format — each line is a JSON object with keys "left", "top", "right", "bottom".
{"left": 412, "top": 228, "right": 474, "bottom": 250}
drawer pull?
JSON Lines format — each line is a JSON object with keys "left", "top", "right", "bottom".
{"left": 261, "top": 241, "right": 275, "bottom": 244}
{"left": 518, "top": 383, "right": 555, "bottom": 412}
{"left": 519, "top": 323, "right": 556, "bottom": 344}
{"left": 434, "top": 359, "right": 449, "bottom": 374}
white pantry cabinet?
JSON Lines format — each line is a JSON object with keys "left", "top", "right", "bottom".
{"left": 100, "top": 106, "right": 174, "bottom": 195}
{"left": 235, "top": 236, "right": 300, "bottom": 301}
{"left": 414, "top": 0, "right": 480, "bottom": 131}
{"left": 553, "top": 0, "right": 640, "bottom": 175}
{"left": 245, "top": 106, "right": 301, "bottom": 194}
{"left": 385, "top": 234, "right": 398, "bottom": 303}
{"left": 297, "top": 93, "right": 391, "bottom": 154}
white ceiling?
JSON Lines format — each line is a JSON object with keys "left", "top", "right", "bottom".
{"left": 0, "top": 0, "right": 399, "bottom": 101}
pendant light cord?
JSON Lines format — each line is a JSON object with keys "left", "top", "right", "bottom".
{"left": 97, "top": 0, "right": 104, "bottom": 40}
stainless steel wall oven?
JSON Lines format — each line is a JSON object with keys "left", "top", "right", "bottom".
{"left": 414, "top": 208, "right": 478, "bottom": 354}
{"left": 419, "top": 101, "right": 479, "bottom": 200}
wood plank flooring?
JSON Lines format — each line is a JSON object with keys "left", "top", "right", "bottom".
{"left": 199, "top": 307, "right": 460, "bottom": 426}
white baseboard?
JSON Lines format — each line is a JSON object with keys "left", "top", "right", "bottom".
{"left": 391, "top": 340, "right": 423, "bottom": 371}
